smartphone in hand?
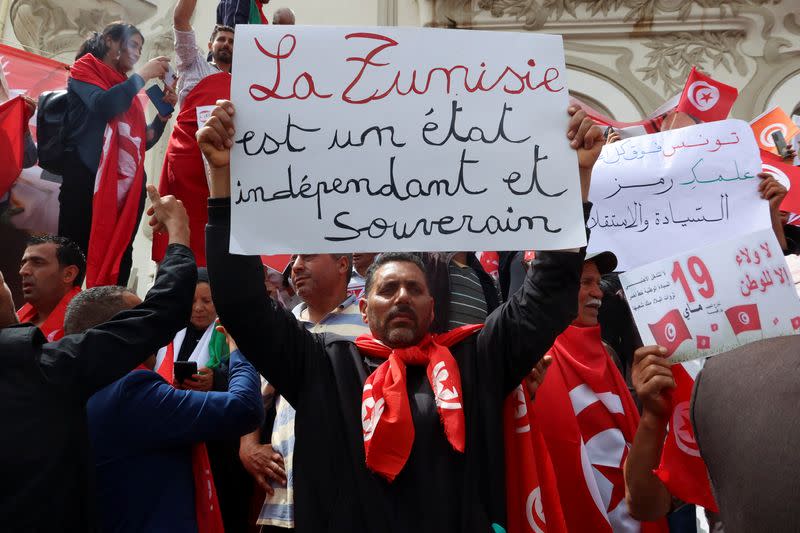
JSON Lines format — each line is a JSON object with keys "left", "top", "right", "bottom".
{"left": 772, "top": 130, "right": 790, "bottom": 158}
{"left": 146, "top": 84, "right": 174, "bottom": 116}
{"left": 173, "top": 361, "right": 198, "bottom": 383}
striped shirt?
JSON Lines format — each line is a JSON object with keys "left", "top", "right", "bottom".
{"left": 258, "top": 295, "right": 369, "bottom": 528}
{"left": 446, "top": 262, "right": 489, "bottom": 330}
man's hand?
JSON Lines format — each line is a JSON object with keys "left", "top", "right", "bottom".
{"left": 196, "top": 99, "right": 235, "bottom": 197}
{"left": 759, "top": 172, "right": 787, "bottom": 212}
{"left": 606, "top": 129, "right": 621, "bottom": 145}
{"left": 524, "top": 355, "right": 552, "bottom": 400}
{"left": 146, "top": 185, "right": 190, "bottom": 246}
{"left": 183, "top": 367, "right": 214, "bottom": 391}
{"left": 631, "top": 345, "right": 675, "bottom": 420}
{"left": 567, "top": 105, "right": 604, "bottom": 202}
{"left": 240, "top": 439, "right": 287, "bottom": 495}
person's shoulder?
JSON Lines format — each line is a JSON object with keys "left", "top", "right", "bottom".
{"left": 117, "top": 369, "right": 169, "bottom": 397}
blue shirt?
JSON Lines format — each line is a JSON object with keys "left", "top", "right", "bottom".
{"left": 87, "top": 350, "right": 263, "bottom": 533}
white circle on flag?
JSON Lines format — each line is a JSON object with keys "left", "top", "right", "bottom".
{"left": 738, "top": 311, "right": 750, "bottom": 325}
{"left": 526, "top": 487, "right": 546, "bottom": 533}
{"left": 665, "top": 323, "right": 677, "bottom": 343}
{"left": 760, "top": 123, "right": 788, "bottom": 148}
{"left": 762, "top": 163, "right": 791, "bottom": 191}
{"left": 673, "top": 401, "right": 701, "bottom": 457}
{"left": 687, "top": 81, "right": 720, "bottom": 111}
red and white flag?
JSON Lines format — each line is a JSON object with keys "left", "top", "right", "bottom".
{"left": 648, "top": 309, "right": 693, "bottom": 357}
{"left": 654, "top": 361, "right": 718, "bottom": 512}
{"left": 725, "top": 303, "right": 762, "bottom": 335}
{"left": 534, "top": 326, "right": 668, "bottom": 533}
{"left": 751, "top": 106, "right": 800, "bottom": 155}
{"left": 676, "top": 67, "right": 738, "bottom": 123}
{"left": 0, "top": 96, "right": 25, "bottom": 196}
{"left": 477, "top": 251, "right": 500, "bottom": 279}
{"left": 504, "top": 385, "right": 568, "bottom": 533}
{"left": 696, "top": 335, "right": 711, "bottom": 350}
{"left": 0, "top": 43, "right": 68, "bottom": 102}
{"left": 761, "top": 149, "right": 800, "bottom": 214}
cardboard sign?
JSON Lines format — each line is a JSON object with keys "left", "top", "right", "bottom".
{"left": 621, "top": 229, "right": 800, "bottom": 362}
{"left": 229, "top": 25, "right": 585, "bottom": 254}
{"left": 588, "top": 120, "right": 770, "bottom": 271}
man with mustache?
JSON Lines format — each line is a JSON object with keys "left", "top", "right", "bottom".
{"left": 241, "top": 253, "right": 370, "bottom": 532}
{"left": 532, "top": 251, "right": 669, "bottom": 532}
{"left": 173, "top": 0, "right": 234, "bottom": 105}
{"left": 199, "top": 99, "right": 603, "bottom": 533}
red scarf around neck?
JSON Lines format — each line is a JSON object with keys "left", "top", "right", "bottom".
{"left": 70, "top": 54, "right": 146, "bottom": 287}
{"left": 153, "top": 338, "right": 224, "bottom": 533}
{"left": 355, "top": 323, "right": 483, "bottom": 481}
{"left": 16, "top": 286, "right": 81, "bottom": 341}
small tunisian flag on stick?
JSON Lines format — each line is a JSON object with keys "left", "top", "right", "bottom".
{"left": 751, "top": 106, "right": 800, "bottom": 155}
{"left": 676, "top": 67, "right": 738, "bottom": 123}
{"left": 654, "top": 362, "right": 719, "bottom": 512}
{"left": 0, "top": 96, "right": 25, "bottom": 197}
{"left": 648, "top": 309, "right": 693, "bottom": 357}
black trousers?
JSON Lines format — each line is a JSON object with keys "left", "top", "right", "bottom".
{"left": 58, "top": 150, "right": 145, "bottom": 286}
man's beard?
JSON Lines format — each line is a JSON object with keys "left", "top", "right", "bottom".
{"left": 213, "top": 49, "right": 232, "bottom": 64}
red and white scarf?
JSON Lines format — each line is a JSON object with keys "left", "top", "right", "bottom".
{"left": 355, "top": 324, "right": 482, "bottom": 481}
{"left": 156, "top": 342, "right": 224, "bottom": 533}
{"left": 70, "top": 54, "right": 146, "bottom": 287}
{"left": 654, "top": 360, "right": 718, "bottom": 512}
{"left": 534, "top": 325, "right": 668, "bottom": 533}
{"left": 16, "top": 286, "right": 81, "bottom": 341}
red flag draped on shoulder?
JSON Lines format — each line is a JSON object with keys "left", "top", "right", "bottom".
{"left": 70, "top": 54, "right": 146, "bottom": 287}
{"left": 504, "top": 384, "right": 567, "bottom": 533}
{"left": 676, "top": 67, "right": 738, "bottom": 123}
{"left": 152, "top": 72, "right": 231, "bottom": 266}
{"left": 534, "top": 325, "right": 668, "bottom": 533}
{"left": 0, "top": 96, "right": 25, "bottom": 197}
{"left": 654, "top": 361, "right": 719, "bottom": 512}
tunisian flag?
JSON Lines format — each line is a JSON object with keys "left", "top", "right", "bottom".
{"left": 654, "top": 361, "right": 719, "bottom": 512}
{"left": 71, "top": 54, "right": 146, "bottom": 287}
{"left": 0, "top": 96, "right": 25, "bottom": 196}
{"left": 648, "top": 309, "right": 693, "bottom": 357}
{"left": 152, "top": 72, "right": 231, "bottom": 266}
{"left": 503, "top": 384, "right": 567, "bottom": 533}
{"left": 751, "top": 106, "right": 800, "bottom": 155}
{"left": 534, "top": 325, "right": 667, "bottom": 533}
{"left": 761, "top": 149, "right": 800, "bottom": 213}
{"left": 676, "top": 67, "right": 738, "bottom": 123}
{"left": 725, "top": 303, "right": 762, "bottom": 334}
{"left": 0, "top": 44, "right": 69, "bottom": 102}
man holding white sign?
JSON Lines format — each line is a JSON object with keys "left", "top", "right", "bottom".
{"left": 198, "top": 91, "right": 602, "bottom": 532}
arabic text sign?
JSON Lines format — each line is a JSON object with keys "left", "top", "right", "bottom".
{"left": 588, "top": 120, "right": 769, "bottom": 271}
{"left": 621, "top": 229, "right": 800, "bottom": 363}
{"left": 229, "top": 25, "right": 585, "bottom": 254}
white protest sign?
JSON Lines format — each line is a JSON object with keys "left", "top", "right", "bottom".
{"left": 230, "top": 25, "right": 584, "bottom": 254}
{"left": 621, "top": 229, "right": 800, "bottom": 362}
{"left": 588, "top": 120, "right": 769, "bottom": 271}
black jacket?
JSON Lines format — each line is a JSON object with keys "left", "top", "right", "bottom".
{"left": 0, "top": 244, "right": 196, "bottom": 532}
{"left": 207, "top": 199, "right": 585, "bottom": 533}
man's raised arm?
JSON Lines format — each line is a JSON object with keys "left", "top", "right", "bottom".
{"left": 200, "top": 100, "right": 321, "bottom": 405}
{"left": 478, "top": 107, "right": 603, "bottom": 393}
{"left": 41, "top": 188, "right": 196, "bottom": 397}
{"left": 174, "top": 0, "right": 196, "bottom": 31}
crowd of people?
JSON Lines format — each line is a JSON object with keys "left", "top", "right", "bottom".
{"left": 2, "top": 1, "right": 800, "bottom": 532}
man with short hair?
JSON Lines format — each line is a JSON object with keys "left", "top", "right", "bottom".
{"left": 199, "top": 100, "right": 603, "bottom": 532}
{"left": 272, "top": 7, "right": 296, "bottom": 25}
{"left": 17, "top": 234, "right": 85, "bottom": 341}
{"left": 0, "top": 186, "right": 197, "bottom": 532}
{"left": 532, "top": 251, "right": 668, "bottom": 531}
{"left": 173, "top": 0, "right": 233, "bottom": 105}
{"left": 242, "top": 252, "right": 370, "bottom": 531}
{"left": 349, "top": 253, "right": 377, "bottom": 299}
